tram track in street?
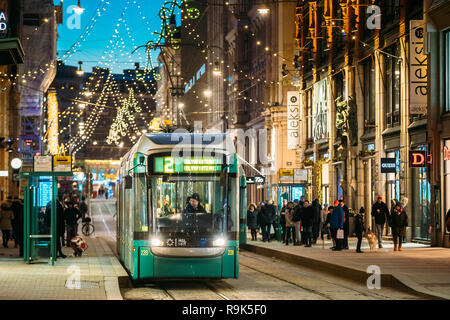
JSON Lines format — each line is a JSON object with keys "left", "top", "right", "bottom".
{"left": 89, "top": 199, "right": 424, "bottom": 300}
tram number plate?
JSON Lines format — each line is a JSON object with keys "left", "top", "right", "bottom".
{"left": 141, "top": 249, "right": 149, "bottom": 256}
{"left": 166, "top": 238, "right": 187, "bottom": 247}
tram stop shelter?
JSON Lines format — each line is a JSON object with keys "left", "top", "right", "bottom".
{"left": 20, "top": 166, "right": 73, "bottom": 265}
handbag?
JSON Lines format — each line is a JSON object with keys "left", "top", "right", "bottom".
{"left": 336, "top": 229, "right": 344, "bottom": 239}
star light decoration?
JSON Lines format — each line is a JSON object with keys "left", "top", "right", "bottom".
{"left": 107, "top": 88, "right": 142, "bottom": 145}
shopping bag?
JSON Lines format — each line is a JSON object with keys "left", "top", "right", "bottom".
{"left": 336, "top": 229, "right": 344, "bottom": 239}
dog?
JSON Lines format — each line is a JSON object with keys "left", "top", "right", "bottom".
{"left": 366, "top": 228, "right": 378, "bottom": 252}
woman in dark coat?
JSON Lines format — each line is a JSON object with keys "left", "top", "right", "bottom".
{"left": 247, "top": 203, "right": 259, "bottom": 241}
{"left": 391, "top": 202, "right": 408, "bottom": 251}
{"left": 355, "top": 207, "right": 366, "bottom": 253}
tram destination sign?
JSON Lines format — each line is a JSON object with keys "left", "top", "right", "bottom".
{"left": 153, "top": 156, "right": 223, "bottom": 174}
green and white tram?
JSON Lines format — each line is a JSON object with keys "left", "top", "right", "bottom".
{"left": 116, "top": 133, "right": 246, "bottom": 280}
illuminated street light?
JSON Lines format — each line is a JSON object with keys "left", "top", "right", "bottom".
{"left": 204, "top": 90, "right": 212, "bottom": 97}
{"left": 76, "top": 61, "right": 84, "bottom": 76}
{"left": 213, "top": 61, "right": 222, "bottom": 76}
{"left": 83, "top": 91, "right": 93, "bottom": 97}
{"left": 257, "top": 8, "right": 269, "bottom": 15}
{"left": 78, "top": 103, "right": 86, "bottom": 109}
{"left": 74, "top": 0, "right": 85, "bottom": 15}
{"left": 178, "top": 103, "right": 184, "bottom": 109}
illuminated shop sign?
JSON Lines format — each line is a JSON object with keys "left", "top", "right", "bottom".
{"left": 381, "top": 158, "right": 396, "bottom": 173}
{"left": 153, "top": 157, "right": 223, "bottom": 173}
{"left": 409, "top": 150, "right": 427, "bottom": 168}
{"left": 444, "top": 146, "right": 450, "bottom": 161}
{"left": 0, "top": 11, "right": 7, "bottom": 32}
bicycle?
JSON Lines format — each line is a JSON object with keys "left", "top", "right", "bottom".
{"left": 81, "top": 217, "right": 95, "bottom": 236}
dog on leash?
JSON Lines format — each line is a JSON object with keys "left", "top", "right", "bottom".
{"left": 366, "top": 228, "right": 378, "bottom": 252}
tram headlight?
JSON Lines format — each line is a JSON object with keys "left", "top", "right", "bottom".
{"left": 151, "top": 238, "right": 163, "bottom": 247}
{"left": 213, "top": 238, "right": 226, "bottom": 246}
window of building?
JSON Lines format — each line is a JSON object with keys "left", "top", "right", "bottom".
{"left": 446, "top": 31, "right": 450, "bottom": 112}
{"left": 306, "top": 89, "right": 313, "bottom": 141}
{"left": 385, "top": 44, "right": 401, "bottom": 127}
{"left": 444, "top": 140, "right": 450, "bottom": 234}
{"left": 363, "top": 58, "right": 375, "bottom": 130}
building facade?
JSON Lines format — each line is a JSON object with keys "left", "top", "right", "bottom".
{"left": 426, "top": 0, "right": 450, "bottom": 247}
{"left": 292, "top": 0, "right": 434, "bottom": 243}
{"left": 0, "top": 0, "right": 24, "bottom": 200}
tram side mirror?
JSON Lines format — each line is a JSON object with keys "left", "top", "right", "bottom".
{"left": 124, "top": 175, "right": 132, "bottom": 189}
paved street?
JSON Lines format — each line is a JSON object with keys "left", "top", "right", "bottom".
{"left": 0, "top": 199, "right": 448, "bottom": 300}
{"left": 0, "top": 198, "right": 125, "bottom": 300}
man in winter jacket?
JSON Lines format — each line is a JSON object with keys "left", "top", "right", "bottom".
{"left": 330, "top": 200, "right": 345, "bottom": 251}
{"left": 301, "top": 200, "right": 314, "bottom": 247}
{"left": 64, "top": 201, "right": 81, "bottom": 247}
{"left": 371, "top": 196, "right": 389, "bottom": 248}
{"left": 259, "top": 200, "right": 276, "bottom": 242}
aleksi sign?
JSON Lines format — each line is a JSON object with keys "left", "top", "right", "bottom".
{"left": 287, "top": 91, "right": 300, "bottom": 150}
{"left": 410, "top": 20, "right": 428, "bottom": 115}
{"left": 0, "top": 12, "right": 7, "bottom": 32}
{"left": 409, "top": 150, "right": 427, "bottom": 168}
{"left": 380, "top": 158, "right": 396, "bottom": 173}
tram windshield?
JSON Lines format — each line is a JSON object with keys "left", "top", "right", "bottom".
{"left": 151, "top": 174, "right": 233, "bottom": 241}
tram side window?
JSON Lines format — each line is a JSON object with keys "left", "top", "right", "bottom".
{"left": 134, "top": 173, "right": 149, "bottom": 232}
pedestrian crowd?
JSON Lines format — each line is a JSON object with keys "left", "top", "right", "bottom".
{"left": 247, "top": 195, "right": 411, "bottom": 253}
{"left": 0, "top": 193, "right": 88, "bottom": 259}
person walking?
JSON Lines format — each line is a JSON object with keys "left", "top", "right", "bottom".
{"left": 0, "top": 200, "right": 14, "bottom": 248}
{"left": 79, "top": 196, "right": 88, "bottom": 220}
{"left": 301, "top": 200, "right": 313, "bottom": 247}
{"left": 391, "top": 202, "right": 408, "bottom": 251}
{"left": 11, "top": 197, "right": 24, "bottom": 256}
{"left": 371, "top": 196, "right": 389, "bottom": 248}
{"left": 64, "top": 201, "right": 81, "bottom": 247}
{"left": 259, "top": 200, "right": 275, "bottom": 242}
{"left": 355, "top": 207, "right": 366, "bottom": 253}
{"left": 267, "top": 200, "right": 279, "bottom": 241}
{"left": 293, "top": 200, "right": 301, "bottom": 245}
{"left": 330, "top": 200, "right": 345, "bottom": 251}
{"left": 247, "top": 203, "right": 259, "bottom": 241}
{"left": 341, "top": 200, "right": 350, "bottom": 249}
{"left": 324, "top": 205, "right": 333, "bottom": 244}
{"left": 320, "top": 203, "right": 329, "bottom": 240}
{"left": 311, "top": 199, "right": 321, "bottom": 244}
{"left": 56, "top": 199, "right": 67, "bottom": 258}
{"left": 280, "top": 199, "right": 288, "bottom": 242}
{"left": 284, "top": 202, "right": 296, "bottom": 245}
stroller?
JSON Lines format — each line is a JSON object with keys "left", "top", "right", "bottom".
{"left": 70, "top": 236, "right": 88, "bottom": 257}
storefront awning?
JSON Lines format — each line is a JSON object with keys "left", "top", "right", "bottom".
{"left": 0, "top": 38, "right": 25, "bottom": 65}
